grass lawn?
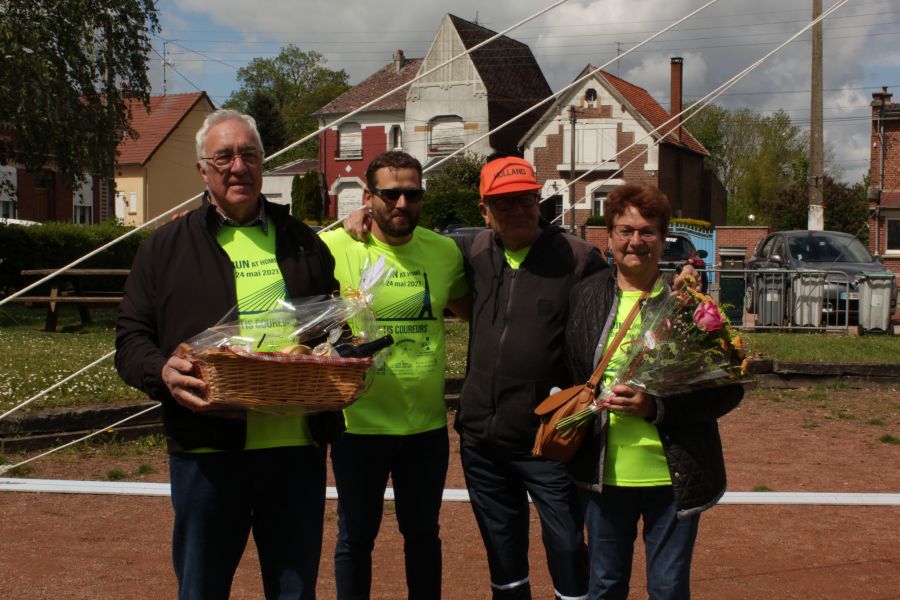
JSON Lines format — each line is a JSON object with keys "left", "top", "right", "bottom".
{"left": 1, "top": 305, "right": 898, "bottom": 414}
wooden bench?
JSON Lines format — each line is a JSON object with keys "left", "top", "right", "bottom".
{"left": 13, "top": 269, "right": 129, "bottom": 331}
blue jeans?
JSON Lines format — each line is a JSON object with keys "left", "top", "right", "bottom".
{"left": 169, "top": 445, "right": 326, "bottom": 600}
{"left": 460, "top": 435, "right": 588, "bottom": 600}
{"left": 331, "top": 427, "right": 449, "bottom": 600}
{"left": 579, "top": 485, "right": 699, "bottom": 600}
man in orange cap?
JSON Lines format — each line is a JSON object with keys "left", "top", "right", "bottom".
{"left": 453, "top": 155, "right": 606, "bottom": 600}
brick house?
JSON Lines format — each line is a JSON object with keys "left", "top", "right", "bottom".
{"left": 315, "top": 14, "right": 551, "bottom": 219}
{"left": 114, "top": 92, "right": 215, "bottom": 227}
{"left": 0, "top": 129, "right": 102, "bottom": 225}
{"left": 520, "top": 58, "right": 726, "bottom": 230}
{"left": 868, "top": 87, "right": 900, "bottom": 273}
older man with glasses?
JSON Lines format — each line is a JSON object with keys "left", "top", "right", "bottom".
{"left": 116, "top": 109, "right": 341, "bottom": 599}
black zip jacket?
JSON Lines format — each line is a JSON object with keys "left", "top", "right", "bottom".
{"left": 454, "top": 223, "right": 608, "bottom": 452}
{"left": 115, "top": 199, "right": 341, "bottom": 453}
{"left": 565, "top": 268, "right": 743, "bottom": 517}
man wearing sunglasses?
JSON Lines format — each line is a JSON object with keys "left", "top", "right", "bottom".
{"left": 320, "top": 151, "right": 469, "bottom": 600}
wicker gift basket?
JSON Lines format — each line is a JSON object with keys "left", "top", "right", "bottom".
{"left": 179, "top": 256, "right": 394, "bottom": 414}
{"left": 182, "top": 346, "right": 371, "bottom": 413}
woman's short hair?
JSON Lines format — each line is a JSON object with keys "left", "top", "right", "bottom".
{"left": 605, "top": 183, "right": 671, "bottom": 235}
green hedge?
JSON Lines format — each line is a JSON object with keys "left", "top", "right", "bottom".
{"left": 670, "top": 217, "right": 712, "bottom": 231}
{"left": 585, "top": 215, "right": 606, "bottom": 226}
{"left": 0, "top": 221, "right": 151, "bottom": 295}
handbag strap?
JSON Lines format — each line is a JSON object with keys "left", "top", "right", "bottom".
{"left": 583, "top": 290, "right": 649, "bottom": 392}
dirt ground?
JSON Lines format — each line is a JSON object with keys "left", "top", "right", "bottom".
{"left": 1, "top": 387, "right": 898, "bottom": 599}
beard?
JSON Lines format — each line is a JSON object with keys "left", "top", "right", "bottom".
{"left": 373, "top": 207, "right": 418, "bottom": 238}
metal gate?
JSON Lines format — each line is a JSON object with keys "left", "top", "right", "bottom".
{"left": 670, "top": 224, "right": 717, "bottom": 284}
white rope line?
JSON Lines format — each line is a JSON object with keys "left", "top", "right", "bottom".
{"left": 267, "top": 0, "right": 569, "bottom": 165}
{"left": 319, "top": 0, "right": 724, "bottom": 235}
{"left": 548, "top": 0, "right": 851, "bottom": 225}
{"left": 0, "top": 192, "right": 204, "bottom": 307}
{"left": 0, "top": 403, "right": 159, "bottom": 475}
{"left": 2, "top": 0, "right": 570, "bottom": 297}
{"left": 421, "top": 0, "right": 723, "bottom": 177}
{"left": 0, "top": 350, "right": 116, "bottom": 422}
{"left": 0, "top": 2, "right": 848, "bottom": 465}
{"left": 0, "top": 480, "right": 897, "bottom": 506}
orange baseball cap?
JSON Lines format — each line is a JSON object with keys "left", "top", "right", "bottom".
{"left": 479, "top": 156, "right": 542, "bottom": 199}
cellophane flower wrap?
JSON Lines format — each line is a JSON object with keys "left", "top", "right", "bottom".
{"left": 556, "top": 275, "right": 749, "bottom": 437}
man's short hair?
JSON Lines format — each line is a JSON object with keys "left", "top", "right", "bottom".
{"left": 195, "top": 109, "right": 265, "bottom": 169}
{"left": 365, "top": 151, "right": 422, "bottom": 190}
{"left": 605, "top": 183, "right": 671, "bottom": 235}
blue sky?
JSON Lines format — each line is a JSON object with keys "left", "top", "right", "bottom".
{"left": 152, "top": 0, "right": 900, "bottom": 184}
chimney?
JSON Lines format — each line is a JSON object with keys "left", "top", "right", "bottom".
{"left": 670, "top": 57, "right": 683, "bottom": 142}
{"left": 393, "top": 49, "right": 406, "bottom": 74}
{"left": 871, "top": 86, "right": 893, "bottom": 112}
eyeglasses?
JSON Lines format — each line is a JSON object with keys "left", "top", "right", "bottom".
{"left": 612, "top": 226, "right": 659, "bottom": 242}
{"left": 486, "top": 194, "right": 539, "bottom": 212}
{"left": 371, "top": 187, "right": 425, "bottom": 204}
{"left": 202, "top": 148, "right": 263, "bottom": 168}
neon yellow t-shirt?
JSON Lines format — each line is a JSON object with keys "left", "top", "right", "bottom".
{"left": 321, "top": 227, "right": 468, "bottom": 435}
{"left": 601, "top": 289, "right": 670, "bottom": 486}
{"left": 216, "top": 221, "right": 311, "bottom": 450}
{"left": 503, "top": 246, "right": 531, "bottom": 270}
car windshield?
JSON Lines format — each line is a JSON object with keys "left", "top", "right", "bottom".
{"left": 662, "top": 237, "right": 691, "bottom": 259}
{"left": 787, "top": 234, "right": 873, "bottom": 263}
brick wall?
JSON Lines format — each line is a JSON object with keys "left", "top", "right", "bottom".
{"left": 714, "top": 226, "right": 769, "bottom": 266}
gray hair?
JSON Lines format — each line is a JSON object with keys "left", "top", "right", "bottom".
{"left": 195, "top": 109, "right": 265, "bottom": 169}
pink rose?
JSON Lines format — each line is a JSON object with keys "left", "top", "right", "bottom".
{"left": 693, "top": 301, "right": 724, "bottom": 331}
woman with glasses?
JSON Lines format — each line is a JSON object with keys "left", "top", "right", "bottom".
{"left": 563, "top": 183, "right": 743, "bottom": 600}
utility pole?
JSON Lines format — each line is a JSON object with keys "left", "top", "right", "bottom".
{"left": 162, "top": 40, "right": 168, "bottom": 96}
{"left": 808, "top": 0, "right": 825, "bottom": 230}
{"left": 569, "top": 106, "right": 577, "bottom": 233}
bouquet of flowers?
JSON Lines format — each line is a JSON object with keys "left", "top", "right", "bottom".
{"left": 557, "top": 274, "right": 749, "bottom": 436}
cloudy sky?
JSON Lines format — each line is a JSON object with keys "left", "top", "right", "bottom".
{"left": 152, "top": 0, "right": 900, "bottom": 183}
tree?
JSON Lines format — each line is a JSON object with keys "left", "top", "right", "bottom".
{"left": 291, "top": 171, "right": 323, "bottom": 222}
{"left": 765, "top": 176, "right": 869, "bottom": 240}
{"left": 0, "top": 1, "right": 159, "bottom": 184}
{"left": 247, "top": 91, "right": 288, "bottom": 155}
{"left": 687, "top": 105, "right": 810, "bottom": 224}
{"left": 419, "top": 153, "right": 486, "bottom": 230}
{"left": 224, "top": 46, "right": 350, "bottom": 160}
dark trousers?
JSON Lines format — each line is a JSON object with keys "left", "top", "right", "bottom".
{"left": 331, "top": 426, "right": 449, "bottom": 600}
{"left": 168, "top": 445, "right": 326, "bottom": 600}
{"left": 579, "top": 485, "right": 700, "bottom": 600}
{"left": 460, "top": 435, "right": 589, "bottom": 600}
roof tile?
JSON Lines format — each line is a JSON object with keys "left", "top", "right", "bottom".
{"left": 117, "top": 92, "right": 211, "bottom": 166}
{"left": 316, "top": 58, "right": 423, "bottom": 115}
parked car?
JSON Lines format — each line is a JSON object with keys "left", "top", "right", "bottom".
{"left": 659, "top": 233, "right": 709, "bottom": 292}
{"left": 441, "top": 226, "right": 489, "bottom": 243}
{"left": 745, "top": 230, "right": 897, "bottom": 325}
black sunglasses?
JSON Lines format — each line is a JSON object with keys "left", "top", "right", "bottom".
{"left": 371, "top": 187, "right": 425, "bottom": 204}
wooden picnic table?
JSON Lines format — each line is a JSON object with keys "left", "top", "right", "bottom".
{"left": 15, "top": 268, "right": 129, "bottom": 332}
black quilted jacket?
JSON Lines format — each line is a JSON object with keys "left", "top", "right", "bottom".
{"left": 565, "top": 268, "right": 743, "bottom": 517}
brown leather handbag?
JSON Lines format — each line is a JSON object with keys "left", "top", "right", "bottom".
{"left": 532, "top": 292, "right": 647, "bottom": 462}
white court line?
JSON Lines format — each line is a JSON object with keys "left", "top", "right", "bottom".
{"left": 1, "top": 478, "right": 898, "bottom": 506}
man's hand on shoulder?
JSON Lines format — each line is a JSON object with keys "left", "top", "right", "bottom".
{"left": 161, "top": 355, "right": 214, "bottom": 412}
{"left": 343, "top": 206, "right": 372, "bottom": 242}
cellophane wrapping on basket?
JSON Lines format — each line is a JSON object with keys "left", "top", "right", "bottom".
{"left": 177, "top": 256, "right": 394, "bottom": 414}
{"left": 556, "top": 274, "right": 751, "bottom": 437}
